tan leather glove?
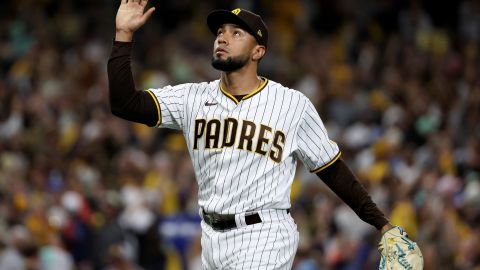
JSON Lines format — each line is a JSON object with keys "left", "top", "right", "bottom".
{"left": 378, "top": 226, "right": 424, "bottom": 270}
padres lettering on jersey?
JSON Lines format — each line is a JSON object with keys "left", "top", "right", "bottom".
{"left": 146, "top": 79, "right": 340, "bottom": 214}
{"left": 193, "top": 118, "right": 285, "bottom": 163}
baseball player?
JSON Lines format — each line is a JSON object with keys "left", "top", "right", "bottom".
{"left": 109, "top": 1, "right": 423, "bottom": 269}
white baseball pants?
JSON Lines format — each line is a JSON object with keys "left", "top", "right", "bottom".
{"left": 201, "top": 209, "right": 299, "bottom": 269}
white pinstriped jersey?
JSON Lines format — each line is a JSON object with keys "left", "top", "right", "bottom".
{"left": 147, "top": 78, "right": 340, "bottom": 214}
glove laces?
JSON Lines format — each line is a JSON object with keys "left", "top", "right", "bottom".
{"left": 396, "top": 243, "right": 413, "bottom": 270}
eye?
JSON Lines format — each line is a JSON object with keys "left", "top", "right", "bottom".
{"left": 217, "top": 29, "right": 223, "bottom": 36}
{"left": 233, "top": 30, "right": 241, "bottom": 37}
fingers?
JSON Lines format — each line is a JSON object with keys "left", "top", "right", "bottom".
{"left": 122, "top": 0, "right": 150, "bottom": 6}
{"left": 140, "top": 0, "right": 149, "bottom": 8}
{"left": 141, "top": 7, "right": 156, "bottom": 23}
{"left": 121, "top": 0, "right": 141, "bottom": 4}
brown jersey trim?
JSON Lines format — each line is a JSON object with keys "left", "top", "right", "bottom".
{"left": 145, "top": 90, "right": 162, "bottom": 126}
{"left": 310, "top": 151, "right": 342, "bottom": 173}
{"left": 219, "top": 82, "right": 240, "bottom": 104}
{"left": 219, "top": 77, "right": 269, "bottom": 104}
{"left": 242, "top": 77, "right": 268, "bottom": 100}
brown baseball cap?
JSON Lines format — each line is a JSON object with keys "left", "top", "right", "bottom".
{"left": 207, "top": 8, "right": 268, "bottom": 47}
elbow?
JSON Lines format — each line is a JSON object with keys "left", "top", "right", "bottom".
{"left": 110, "top": 104, "right": 127, "bottom": 119}
{"left": 110, "top": 107, "right": 120, "bottom": 118}
{"left": 110, "top": 106, "right": 155, "bottom": 127}
{"left": 110, "top": 109, "right": 127, "bottom": 120}
{"left": 108, "top": 92, "right": 130, "bottom": 119}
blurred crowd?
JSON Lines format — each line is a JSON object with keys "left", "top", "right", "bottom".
{"left": 1, "top": 0, "right": 480, "bottom": 269}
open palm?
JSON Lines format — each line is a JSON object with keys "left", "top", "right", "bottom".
{"left": 116, "top": 0, "right": 155, "bottom": 33}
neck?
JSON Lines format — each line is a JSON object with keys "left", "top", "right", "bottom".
{"left": 220, "top": 69, "right": 262, "bottom": 96}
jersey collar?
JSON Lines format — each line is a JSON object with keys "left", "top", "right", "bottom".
{"left": 219, "top": 77, "right": 269, "bottom": 104}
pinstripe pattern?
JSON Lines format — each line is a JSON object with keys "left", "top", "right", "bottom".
{"left": 200, "top": 210, "right": 298, "bottom": 269}
{"left": 149, "top": 79, "right": 338, "bottom": 269}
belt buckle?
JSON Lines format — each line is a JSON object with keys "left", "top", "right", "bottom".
{"left": 209, "top": 214, "right": 222, "bottom": 224}
{"left": 203, "top": 212, "right": 220, "bottom": 225}
{"left": 204, "top": 212, "right": 234, "bottom": 231}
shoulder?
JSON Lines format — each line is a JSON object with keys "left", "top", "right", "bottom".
{"left": 150, "top": 80, "right": 218, "bottom": 95}
{"left": 171, "top": 81, "right": 214, "bottom": 92}
{"left": 267, "top": 79, "right": 311, "bottom": 103}
{"left": 185, "top": 80, "right": 219, "bottom": 91}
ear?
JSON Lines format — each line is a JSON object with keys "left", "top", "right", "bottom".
{"left": 252, "top": 45, "right": 266, "bottom": 61}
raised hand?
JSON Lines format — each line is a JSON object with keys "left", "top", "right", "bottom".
{"left": 115, "top": 0, "right": 155, "bottom": 41}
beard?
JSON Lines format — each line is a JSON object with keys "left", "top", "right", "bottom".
{"left": 211, "top": 54, "right": 249, "bottom": 72}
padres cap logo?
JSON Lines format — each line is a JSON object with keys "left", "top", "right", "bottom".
{"left": 207, "top": 8, "right": 269, "bottom": 47}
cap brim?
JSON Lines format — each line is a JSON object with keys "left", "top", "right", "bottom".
{"left": 207, "top": 10, "right": 253, "bottom": 36}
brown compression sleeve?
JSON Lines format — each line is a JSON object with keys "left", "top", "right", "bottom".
{"left": 316, "top": 158, "right": 389, "bottom": 230}
{"left": 107, "top": 41, "right": 159, "bottom": 126}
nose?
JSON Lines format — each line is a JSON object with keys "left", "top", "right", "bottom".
{"left": 216, "top": 34, "right": 227, "bottom": 45}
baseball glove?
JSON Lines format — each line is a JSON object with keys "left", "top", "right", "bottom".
{"left": 378, "top": 226, "right": 424, "bottom": 270}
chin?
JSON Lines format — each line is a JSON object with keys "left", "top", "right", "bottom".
{"left": 213, "top": 54, "right": 227, "bottom": 61}
{"left": 211, "top": 54, "right": 249, "bottom": 72}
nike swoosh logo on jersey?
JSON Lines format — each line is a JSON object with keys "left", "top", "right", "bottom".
{"left": 205, "top": 101, "right": 218, "bottom": 106}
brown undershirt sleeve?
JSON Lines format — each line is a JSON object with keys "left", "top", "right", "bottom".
{"left": 107, "top": 41, "right": 159, "bottom": 126}
{"left": 316, "top": 158, "right": 389, "bottom": 230}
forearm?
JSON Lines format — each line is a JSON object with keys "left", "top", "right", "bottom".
{"left": 316, "top": 158, "right": 389, "bottom": 230}
{"left": 107, "top": 41, "right": 158, "bottom": 126}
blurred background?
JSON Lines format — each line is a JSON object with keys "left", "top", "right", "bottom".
{"left": 1, "top": 0, "right": 480, "bottom": 269}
